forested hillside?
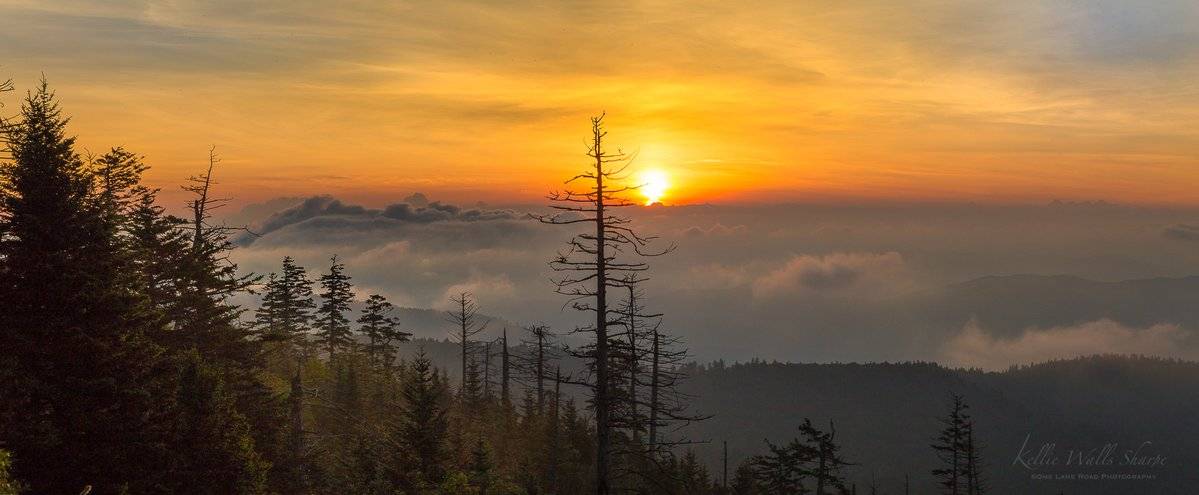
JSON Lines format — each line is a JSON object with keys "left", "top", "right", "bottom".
{"left": 683, "top": 355, "right": 1199, "bottom": 494}
{"left": 3, "top": 79, "right": 1196, "bottom": 495}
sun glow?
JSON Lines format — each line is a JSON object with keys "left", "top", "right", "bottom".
{"left": 639, "top": 169, "right": 670, "bottom": 205}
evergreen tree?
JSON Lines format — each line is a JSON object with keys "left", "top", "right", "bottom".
{"left": 394, "top": 349, "right": 450, "bottom": 489}
{"left": 0, "top": 450, "right": 24, "bottom": 495}
{"left": 931, "top": 393, "right": 971, "bottom": 495}
{"left": 0, "top": 80, "right": 173, "bottom": 493}
{"left": 357, "top": 293, "right": 410, "bottom": 370}
{"left": 256, "top": 256, "right": 316, "bottom": 362}
{"left": 731, "top": 460, "right": 761, "bottom": 495}
{"left": 168, "top": 352, "right": 269, "bottom": 494}
{"left": 470, "top": 438, "right": 494, "bottom": 495}
{"left": 317, "top": 255, "right": 355, "bottom": 359}
{"left": 750, "top": 438, "right": 807, "bottom": 495}
{"left": 797, "top": 419, "right": 851, "bottom": 495}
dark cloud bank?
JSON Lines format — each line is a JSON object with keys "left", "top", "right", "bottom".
{"left": 239, "top": 195, "right": 521, "bottom": 245}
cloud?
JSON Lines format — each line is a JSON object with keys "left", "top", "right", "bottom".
{"left": 1163, "top": 224, "right": 1199, "bottom": 242}
{"left": 230, "top": 199, "right": 1199, "bottom": 363}
{"left": 941, "top": 319, "right": 1198, "bottom": 370}
{"left": 681, "top": 223, "right": 749, "bottom": 238}
{"left": 751, "top": 252, "right": 909, "bottom": 299}
{"left": 240, "top": 195, "right": 521, "bottom": 244}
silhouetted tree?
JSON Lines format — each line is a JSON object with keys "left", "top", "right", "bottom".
{"left": 751, "top": 438, "right": 807, "bottom": 495}
{"left": 501, "top": 327, "right": 512, "bottom": 406}
{"left": 536, "top": 113, "right": 673, "bottom": 495}
{"left": 256, "top": 256, "right": 316, "bottom": 362}
{"left": 358, "top": 293, "right": 410, "bottom": 371}
{"left": 395, "top": 349, "right": 450, "bottom": 489}
{"left": 0, "top": 79, "right": 174, "bottom": 493}
{"left": 168, "top": 351, "right": 269, "bottom": 494}
{"left": 317, "top": 255, "right": 355, "bottom": 359}
{"left": 516, "top": 323, "right": 558, "bottom": 415}
{"left": 731, "top": 460, "right": 761, "bottom": 495}
{"left": 964, "top": 411, "right": 986, "bottom": 494}
{"left": 932, "top": 393, "right": 975, "bottom": 495}
{"left": 798, "top": 419, "right": 851, "bottom": 495}
{"left": 446, "top": 291, "right": 489, "bottom": 394}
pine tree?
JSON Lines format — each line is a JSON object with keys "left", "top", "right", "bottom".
{"left": 358, "top": 293, "right": 410, "bottom": 370}
{"left": 798, "top": 419, "right": 851, "bottom": 495}
{"left": 931, "top": 393, "right": 971, "bottom": 495}
{"left": 731, "top": 460, "right": 761, "bottom": 495}
{"left": 256, "top": 256, "right": 316, "bottom": 362}
{"left": 394, "top": 349, "right": 450, "bottom": 489}
{"left": 470, "top": 438, "right": 493, "bottom": 495}
{"left": 0, "top": 79, "right": 174, "bottom": 493}
{"left": 750, "top": 438, "right": 807, "bottom": 495}
{"left": 317, "top": 255, "right": 355, "bottom": 359}
{"left": 168, "top": 351, "right": 269, "bottom": 494}
{"left": 963, "top": 409, "right": 986, "bottom": 494}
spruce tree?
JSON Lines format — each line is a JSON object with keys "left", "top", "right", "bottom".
{"left": 168, "top": 352, "right": 269, "bottom": 494}
{"left": 394, "top": 349, "right": 449, "bottom": 489}
{"left": 357, "top": 293, "right": 409, "bottom": 370}
{"left": 797, "top": 419, "right": 851, "bottom": 495}
{"left": 317, "top": 255, "right": 354, "bottom": 359}
{"left": 0, "top": 80, "right": 173, "bottom": 493}
{"left": 256, "top": 256, "right": 316, "bottom": 362}
{"left": 931, "top": 393, "right": 971, "bottom": 495}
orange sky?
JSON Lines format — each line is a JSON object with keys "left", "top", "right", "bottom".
{"left": 3, "top": 1, "right": 1199, "bottom": 207}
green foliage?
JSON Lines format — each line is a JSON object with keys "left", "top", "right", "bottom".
{"left": 0, "top": 450, "right": 24, "bottom": 495}
{"left": 167, "top": 352, "right": 270, "bottom": 494}
{"left": 317, "top": 255, "right": 355, "bottom": 358}
{"left": 0, "top": 83, "right": 650, "bottom": 495}
{"left": 358, "top": 293, "right": 410, "bottom": 370}
{"left": 0, "top": 78, "right": 175, "bottom": 493}
{"left": 256, "top": 256, "right": 316, "bottom": 361}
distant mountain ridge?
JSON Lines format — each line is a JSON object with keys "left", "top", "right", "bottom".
{"left": 911, "top": 274, "right": 1199, "bottom": 336}
{"left": 680, "top": 354, "right": 1199, "bottom": 494}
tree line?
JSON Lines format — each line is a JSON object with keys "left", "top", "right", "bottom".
{"left": 0, "top": 78, "right": 987, "bottom": 494}
{"left": 0, "top": 80, "right": 710, "bottom": 494}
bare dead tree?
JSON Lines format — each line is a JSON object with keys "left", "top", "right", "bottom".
{"left": 501, "top": 327, "right": 511, "bottom": 407}
{"left": 445, "top": 291, "right": 489, "bottom": 393}
{"left": 0, "top": 73, "right": 14, "bottom": 157}
{"left": 609, "top": 275, "right": 657, "bottom": 444}
{"left": 535, "top": 113, "right": 673, "bottom": 495}
{"left": 481, "top": 338, "right": 495, "bottom": 401}
{"left": 515, "top": 324, "right": 558, "bottom": 415}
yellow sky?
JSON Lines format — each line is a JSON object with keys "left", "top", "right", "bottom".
{"left": 3, "top": 0, "right": 1199, "bottom": 207}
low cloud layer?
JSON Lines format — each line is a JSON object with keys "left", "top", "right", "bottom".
{"left": 751, "top": 252, "right": 909, "bottom": 299}
{"left": 229, "top": 197, "right": 1199, "bottom": 364}
{"left": 942, "top": 319, "right": 1198, "bottom": 370}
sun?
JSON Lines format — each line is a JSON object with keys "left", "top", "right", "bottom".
{"left": 639, "top": 169, "right": 670, "bottom": 205}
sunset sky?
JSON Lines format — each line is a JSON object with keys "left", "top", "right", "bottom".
{"left": 3, "top": 0, "right": 1199, "bottom": 207}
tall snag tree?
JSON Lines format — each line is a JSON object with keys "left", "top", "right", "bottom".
{"left": 536, "top": 113, "right": 673, "bottom": 494}
{"left": 516, "top": 324, "right": 559, "bottom": 415}
{"left": 446, "top": 291, "right": 489, "bottom": 395}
